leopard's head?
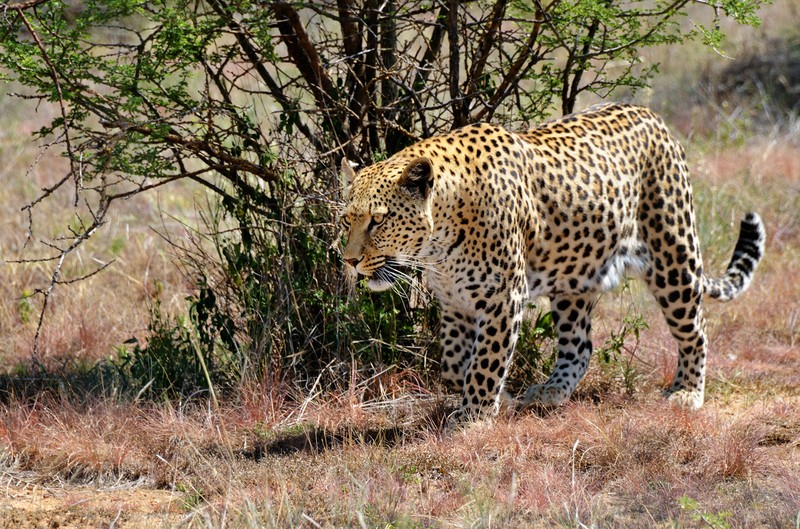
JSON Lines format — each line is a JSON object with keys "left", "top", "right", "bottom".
{"left": 340, "top": 156, "right": 435, "bottom": 291}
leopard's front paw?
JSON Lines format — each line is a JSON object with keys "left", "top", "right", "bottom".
{"left": 665, "top": 386, "right": 704, "bottom": 410}
{"left": 444, "top": 407, "right": 495, "bottom": 433}
{"left": 498, "top": 389, "right": 518, "bottom": 414}
{"left": 521, "top": 383, "right": 570, "bottom": 409}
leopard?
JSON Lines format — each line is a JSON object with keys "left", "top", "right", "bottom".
{"left": 340, "top": 103, "right": 765, "bottom": 424}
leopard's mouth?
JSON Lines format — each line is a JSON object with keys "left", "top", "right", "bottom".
{"left": 361, "top": 258, "right": 401, "bottom": 292}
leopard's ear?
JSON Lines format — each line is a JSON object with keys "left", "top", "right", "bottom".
{"left": 398, "top": 157, "right": 434, "bottom": 199}
{"left": 340, "top": 158, "right": 357, "bottom": 192}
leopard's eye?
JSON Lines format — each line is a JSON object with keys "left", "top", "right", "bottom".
{"left": 340, "top": 215, "right": 351, "bottom": 230}
{"left": 368, "top": 213, "right": 385, "bottom": 231}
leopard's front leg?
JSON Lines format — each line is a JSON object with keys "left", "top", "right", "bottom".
{"left": 439, "top": 307, "right": 475, "bottom": 393}
{"left": 522, "top": 293, "right": 598, "bottom": 408}
{"left": 447, "top": 285, "right": 526, "bottom": 424}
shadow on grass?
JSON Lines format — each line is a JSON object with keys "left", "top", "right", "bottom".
{"left": 0, "top": 360, "right": 124, "bottom": 404}
{"left": 0, "top": 354, "right": 220, "bottom": 405}
{"left": 247, "top": 398, "right": 456, "bottom": 459}
{"left": 250, "top": 426, "right": 407, "bottom": 459}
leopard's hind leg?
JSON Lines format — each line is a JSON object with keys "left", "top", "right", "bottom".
{"left": 646, "top": 266, "right": 708, "bottom": 409}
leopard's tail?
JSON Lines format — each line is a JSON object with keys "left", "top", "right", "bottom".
{"left": 703, "top": 212, "right": 766, "bottom": 302}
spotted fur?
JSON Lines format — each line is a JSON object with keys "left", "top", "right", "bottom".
{"left": 341, "top": 103, "right": 765, "bottom": 422}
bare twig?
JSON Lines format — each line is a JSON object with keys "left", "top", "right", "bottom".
{"left": 111, "top": 121, "right": 281, "bottom": 182}
{"left": 30, "top": 200, "right": 110, "bottom": 360}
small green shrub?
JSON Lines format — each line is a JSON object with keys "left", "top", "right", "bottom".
{"left": 511, "top": 309, "right": 558, "bottom": 390}
{"left": 678, "top": 495, "right": 734, "bottom": 529}
{"left": 596, "top": 313, "right": 649, "bottom": 397}
{"left": 17, "top": 289, "right": 35, "bottom": 325}
{"left": 596, "top": 313, "right": 649, "bottom": 364}
{"left": 114, "top": 298, "right": 236, "bottom": 399}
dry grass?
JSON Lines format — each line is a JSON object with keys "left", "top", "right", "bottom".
{"left": 2, "top": 2, "right": 800, "bottom": 527}
{"left": 2, "top": 380, "right": 797, "bottom": 527}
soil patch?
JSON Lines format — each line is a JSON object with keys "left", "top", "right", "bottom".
{"left": 1, "top": 483, "right": 179, "bottom": 529}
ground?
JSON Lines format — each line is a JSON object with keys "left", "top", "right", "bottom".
{"left": 1, "top": 484, "right": 179, "bottom": 529}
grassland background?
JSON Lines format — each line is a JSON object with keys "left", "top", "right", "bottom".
{"left": 0, "top": 2, "right": 799, "bottom": 528}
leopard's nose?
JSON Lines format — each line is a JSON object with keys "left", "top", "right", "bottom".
{"left": 345, "top": 257, "right": 361, "bottom": 268}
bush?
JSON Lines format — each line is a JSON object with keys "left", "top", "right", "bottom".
{"left": 708, "top": 36, "right": 800, "bottom": 124}
{"left": 127, "top": 195, "right": 438, "bottom": 395}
